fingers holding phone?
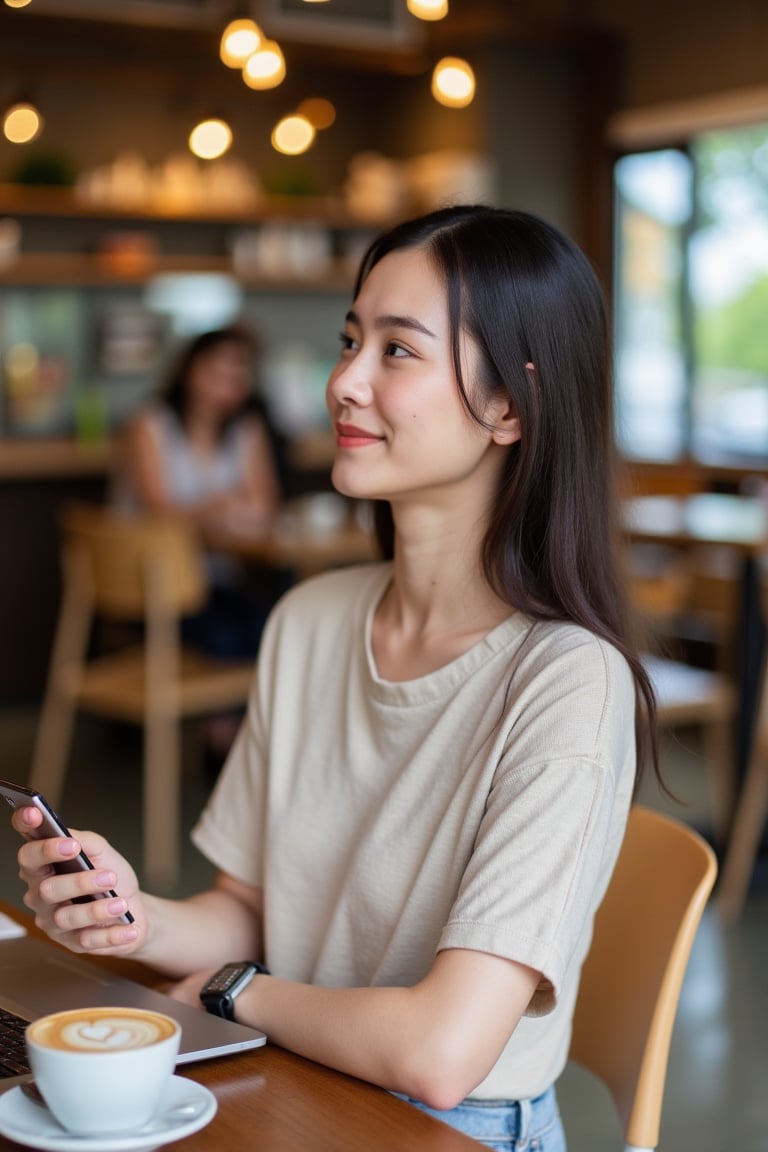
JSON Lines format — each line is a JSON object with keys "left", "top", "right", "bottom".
{"left": 1, "top": 778, "right": 144, "bottom": 954}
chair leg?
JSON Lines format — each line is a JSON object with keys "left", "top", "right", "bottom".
{"left": 29, "top": 547, "right": 92, "bottom": 808}
{"left": 702, "top": 715, "right": 735, "bottom": 851}
{"left": 717, "top": 741, "right": 768, "bottom": 924}
{"left": 28, "top": 683, "right": 78, "bottom": 810}
{"left": 143, "top": 710, "right": 181, "bottom": 891}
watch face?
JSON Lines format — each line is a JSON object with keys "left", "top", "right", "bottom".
{"left": 206, "top": 964, "right": 253, "bottom": 996}
{"left": 201, "top": 962, "right": 261, "bottom": 1018}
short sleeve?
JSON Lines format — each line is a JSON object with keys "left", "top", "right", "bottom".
{"left": 438, "top": 634, "right": 635, "bottom": 1016}
{"left": 190, "top": 668, "right": 267, "bottom": 887}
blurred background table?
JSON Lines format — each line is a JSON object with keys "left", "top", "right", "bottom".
{"left": 624, "top": 493, "right": 768, "bottom": 787}
{"left": 208, "top": 499, "right": 377, "bottom": 580}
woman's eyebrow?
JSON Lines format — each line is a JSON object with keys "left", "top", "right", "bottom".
{"left": 345, "top": 309, "right": 436, "bottom": 339}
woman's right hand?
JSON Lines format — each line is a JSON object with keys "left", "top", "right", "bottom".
{"left": 13, "top": 804, "right": 146, "bottom": 957}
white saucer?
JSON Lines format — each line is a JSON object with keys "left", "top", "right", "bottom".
{"left": 0, "top": 1075, "right": 217, "bottom": 1152}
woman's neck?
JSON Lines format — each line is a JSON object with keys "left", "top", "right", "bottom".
{"left": 372, "top": 499, "right": 513, "bottom": 682}
{"left": 184, "top": 406, "right": 220, "bottom": 455}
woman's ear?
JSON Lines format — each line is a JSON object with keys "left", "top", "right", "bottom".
{"left": 490, "top": 398, "right": 525, "bottom": 446}
{"left": 490, "top": 402, "right": 521, "bottom": 446}
{"left": 490, "top": 362, "right": 535, "bottom": 445}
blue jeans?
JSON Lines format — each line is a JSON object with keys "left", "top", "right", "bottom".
{"left": 403, "top": 1085, "right": 566, "bottom": 1152}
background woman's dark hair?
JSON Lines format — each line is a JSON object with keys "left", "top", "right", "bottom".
{"left": 162, "top": 324, "right": 262, "bottom": 433}
{"left": 355, "top": 204, "right": 659, "bottom": 789}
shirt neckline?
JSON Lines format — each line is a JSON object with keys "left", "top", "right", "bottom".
{"left": 362, "top": 565, "right": 532, "bottom": 707}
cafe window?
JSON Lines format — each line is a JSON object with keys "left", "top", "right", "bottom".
{"left": 614, "top": 124, "right": 768, "bottom": 464}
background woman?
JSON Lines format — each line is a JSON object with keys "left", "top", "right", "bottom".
{"left": 113, "top": 324, "right": 286, "bottom": 762}
{"left": 14, "top": 206, "right": 657, "bottom": 1152}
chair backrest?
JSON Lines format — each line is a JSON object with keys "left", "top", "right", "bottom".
{"left": 569, "top": 805, "right": 717, "bottom": 1150}
{"left": 59, "top": 503, "right": 208, "bottom": 620}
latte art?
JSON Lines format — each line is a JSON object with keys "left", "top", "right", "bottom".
{"left": 28, "top": 1008, "right": 177, "bottom": 1053}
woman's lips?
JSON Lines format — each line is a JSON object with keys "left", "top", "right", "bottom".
{"left": 336, "top": 423, "right": 383, "bottom": 448}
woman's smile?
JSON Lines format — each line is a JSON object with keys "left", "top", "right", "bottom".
{"left": 336, "top": 422, "right": 385, "bottom": 449}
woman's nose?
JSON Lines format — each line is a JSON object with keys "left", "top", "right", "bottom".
{"left": 327, "top": 355, "right": 372, "bottom": 407}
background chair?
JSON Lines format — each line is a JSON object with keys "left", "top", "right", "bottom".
{"left": 569, "top": 805, "right": 717, "bottom": 1152}
{"left": 29, "top": 503, "right": 255, "bottom": 890}
{"left": 644, "top": 655, "right": 736, "bottom": 848}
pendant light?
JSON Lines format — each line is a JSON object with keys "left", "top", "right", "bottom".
{"left": 431, "top": 57, "right": 475, "bottom": 108}
{"left": 242, "top": 40, "right": 286, "bottom": 90}
{"left": 2, "top": 100, "right": 43, "bottom": 144}
{"left": 189, "top": 117, "right": 233, "bottom": 160}
{"left": 407, "top": 0, "right": 448, "bottom": 20}
{"left": 296, "top": 97, "right": 336, "bottom": 130}
{"left": 220, "top": 17, "right": 262, "bottom": 68}
{"left": 271, "top": 114, "right": 315, "bottom": 156}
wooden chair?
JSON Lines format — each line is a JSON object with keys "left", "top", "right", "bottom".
{"left": 569, "top": 805, "right": 717, "bottom": 1152}
{"left": 29, "top": 503, "right": 255, "bottom": 890}
{"left": 644, "top": 655, "right": 736, "bottom": 848}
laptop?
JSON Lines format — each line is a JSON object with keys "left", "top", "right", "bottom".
{"left": 0, "top": 917, "right": 266, "bottom": 1094}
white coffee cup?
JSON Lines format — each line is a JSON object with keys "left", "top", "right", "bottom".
{"left": 26, "top": 1006, "right": 181, "bottom": 1135}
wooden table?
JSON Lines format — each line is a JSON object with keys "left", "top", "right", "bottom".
{"left": 623, "top": 493, "right": 768, "bottom": 784}
{"left": 208, "top": 516, "right": 377, "bottom": 580}
{"left": 0, "top": 903, "right": 479, "bottom": 1152}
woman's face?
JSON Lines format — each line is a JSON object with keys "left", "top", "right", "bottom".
{"left": 187, "top": 340, "right": 252, "bottom": 420}
{"left": 326, "top": 246, "right": 519, "bottom": 511}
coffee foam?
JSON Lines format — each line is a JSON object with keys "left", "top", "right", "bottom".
{"left": 28, "top": 1008, "right": 176, "bottom": 1053}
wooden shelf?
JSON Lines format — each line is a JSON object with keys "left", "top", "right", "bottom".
{"left": 0, "top": 184, "right": 380, "bottom": 229}
{"left": 0, "top": 438, "right": 114, "bottom": 480}
{"left": 0, "top": 251, "right": 356, "bottom": 290}
{"left": 0, "top": 184, "right": 377, "bottom": 289}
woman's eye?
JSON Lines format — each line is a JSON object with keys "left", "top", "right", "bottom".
{"left": 338, "top": 331, "right": 357, "bottom": 353}
{"left": 385, "top": 342, "right": 410, "bottom": 359}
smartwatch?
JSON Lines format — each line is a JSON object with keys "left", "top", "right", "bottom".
{"left": 199, "top": 961, "right": 269, "bottom": 1021}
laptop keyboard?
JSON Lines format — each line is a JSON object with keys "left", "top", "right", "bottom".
{"left": 0, "top": 1007, "right": 32, "bottom": 1078}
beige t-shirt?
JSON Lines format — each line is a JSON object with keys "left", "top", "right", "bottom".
{"left": 192, "top": 563, "right": 636, "bottom": 1100}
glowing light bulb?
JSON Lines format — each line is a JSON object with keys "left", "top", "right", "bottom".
{"left": 271, "top": 114, "right": 315, "bottom": 156}
{"left": 220, "top": 18, "right": 262, "bottom": 68}
{"left": 431, "top": 57, "right": 475, "bottom": 108}
{"left": 4, "top": 0, "right": 34, "bottom": 8}
{"left": 3, "top": 102, "right": 43, "bottom": 144}
{"left": 189, "top": 118, "right": 232, "bottom": 160}
{"left": 407, "top": 0, "right": 448, "bottom": 20}
{"left": 242, "top": 40, "right": 286, "bottom": 90}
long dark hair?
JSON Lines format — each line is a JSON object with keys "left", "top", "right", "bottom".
{"left": 162, "top": 324, "right": 261, "bottom": 436}
{"left": 355, "top": 204, "right": 659, "bottom": 787}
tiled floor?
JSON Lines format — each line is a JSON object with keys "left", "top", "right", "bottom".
{"left": 1, "top": 708, "right": 766, "bottom": 1150}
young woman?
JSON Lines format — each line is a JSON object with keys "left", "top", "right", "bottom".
{"left": 14, "top": 206, "right": 657, "bottom": 1152}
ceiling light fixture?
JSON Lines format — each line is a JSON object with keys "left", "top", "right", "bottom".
{"left": 271, "top": 114, "right": 315, "bottom": 156}
{"left": 297, "top": 97, "right": 336, "bottom": 130}
{"left": 2, "top": 101, "right": 43, "bottom": 144}
{"left": 431, "top": 57, "right": 475, "bottom": 108}
{"left": 189, "top": 117, "right": 233, "bottom": 160}
{"left": 242, "top": 40, "right": 286, "bottom": 90}
{"left": 407, "top": 0, "right": 448, "bottom": 20}
{"left": 220, "top": 17, "right": 262, "bottom": 68}
{"left": 4, "top": 0, "right": 34, "bottom": 8}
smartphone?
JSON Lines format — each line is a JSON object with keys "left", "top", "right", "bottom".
{"left": 0, "top": 778, "right": 134, "bottom": 925}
